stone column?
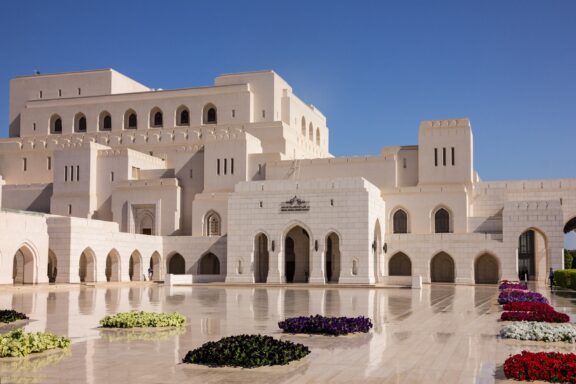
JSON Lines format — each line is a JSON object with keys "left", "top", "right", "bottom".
{"left": 309, "top": 244, "right": 326, "bottom": 284}
{"left": 267, "top": 247, "right": 285, "bottom": 283}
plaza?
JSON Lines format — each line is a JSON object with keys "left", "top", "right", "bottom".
{"left": 0, "top": 283, "right": 573, "bottom": 383}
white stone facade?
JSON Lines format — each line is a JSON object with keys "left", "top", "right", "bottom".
{"left": 0, "top": 69, "right": 574, "bottom": 285}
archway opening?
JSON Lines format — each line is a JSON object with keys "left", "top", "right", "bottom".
{"left": 475, "top": 253, "right": 499, "bottom": 284}
{"left": 79, "top": 250, "right": 96, "bottom": 283}
{"left": 129, "top": 251, "right": 143, "bottom": 281}
{"left": 13, "top": 246, "right": 35, "bottom": 284}
{"left": 325, "top": 232, "right": 341, "bottom": 283}
{"left": 564, "top": 218, "right": 576, "bottom": 269}
{"left": 518, "top": 229, "right": 547, "bottom": 281}
{"left": 431, "top": 252, "right": 455, "bottom": 283}
{"left": 150, "top": 252, "right": 161, "bottom": 281}
{"left": 389, "top": 252, "right": 412, "bottom": 276}
{"left": 198, "top": 253, "right": 220, "bottom": 275}
{"left": 284, "top": 226, "right": 310, "bottom": 283}
{"left": 168, "top": 253, "right": 185, "bottom": 275}
{"left": 373, "top": 220, "right": 382, "bottom": 281}
{"left": 105, "top": 251, "right": 121, "bottom": 282}
{"left": 48, "top": 250, "right": 57, "bottom": 283}
{"left": 254, "top": 233, "right": 269, "bottom": 283}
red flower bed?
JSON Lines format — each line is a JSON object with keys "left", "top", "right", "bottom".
{"left": 500, "top": 310, "right": 570, "bottom": 323}
{"left": 504, "top": 351, "right": 576, "bottom": 383}
{"left": 503, "top": 302, "right": 555, "bottom": 313}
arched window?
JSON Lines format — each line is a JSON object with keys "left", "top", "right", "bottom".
{"left": 177, "top": 106, "right": 190, "bottom": 126}
{"left": 205, "top": 211, "right": 221, "bottom": 236}
{"left": 51, "top": 114, "right": 62, "bottom": 134}
{"left": 316, "top": 128, "right": 320, "bottom": 146}
{"left": 393, "top": 209, "right": 408, "bottom": 234}
{"left": 150, "top": 108, "right": 163, "bottom": 128}
{"left": 301, "top": 117, "right": 306, "bottom": 136}
{"left": 74, "top": 113, "right": 86, "bottom": 132}
{"left": 124, "top": 110, "right": 137, "bottom": 129}
{"left": 434, "top": 208, "right": 451, "bottom": 233}
{"left": 99, "top": 111, "right": 112, "bottom": 131}
{"left": 203, "top": 104, "right": 217, "bottom": 124}
{"left": 308, "top": 123, "right": 314, "bottom": 141}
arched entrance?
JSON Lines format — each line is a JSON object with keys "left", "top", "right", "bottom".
{"left": 518, "top": 229, "right": 548, "bottom": 281}
{"left": 48, "top": 250, "right": 57, "bottom": 283}
{"left": 284, "top": 226, "right": 310, "bottom": 283}
{"left": 564, "top": 217, "right": 576, "bottom": 269}
{"left": 389, "top": 252, "right": 411, "bottom": 276}
{"left": 13, "top": 246, "right": 36, "bottom": 284}
{"left": 254, "top": 233, "right": 269, "bottom": 283}
{"left": 129, "top": 251, "right": 143, "bottom": 281}
{"left": 79, "top": 249, "right": 96, "bottom": 283}
{"left": 168, "top": 253, "right": 185, "bottom": 274}
{"left": 475, "top": 253, "right": 499, "bottom": 284}
{"left": 373, "top": 220, "right": 382, "bottom": 281}
{"left": 198, "top": 253, "right": 220, "bottom": 274}
{"left": 105, "top": 250, "right": 121, "bottom": 282}
{"left": 325, "top": 232, "right": 341, "bottom": 283}
{"left": 430, "top": 252, "right": 455, "bottom": 283}
{"left": 150, "top": 252, "right": 161, "bottom": 281}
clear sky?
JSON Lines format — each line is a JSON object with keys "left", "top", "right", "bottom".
{"left": 0, "top": 0, "right": 574, "bottom": 246}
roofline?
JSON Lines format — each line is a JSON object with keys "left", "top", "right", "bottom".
{"left": 14, "top": 68, "right": 113, "bottom": 79}
{"left": 216, "top": 69, "right": 276, "bottom": 78}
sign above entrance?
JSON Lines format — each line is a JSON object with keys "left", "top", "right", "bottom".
{"left": 280, "top": 196, "right": 310, "bottom": 212}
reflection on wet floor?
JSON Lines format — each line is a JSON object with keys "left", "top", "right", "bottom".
{"left": 0, "top": 284, "right": 574, "bottom": 383}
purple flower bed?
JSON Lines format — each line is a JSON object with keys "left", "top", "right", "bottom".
{"left": 278, "top": 315, "right": 373, "bottom": 336}
{"left": 498, "top": 290, "right": 549, "bottom": 305}
{"left": 499, "top": 282, "right": 528, "bottom": 291}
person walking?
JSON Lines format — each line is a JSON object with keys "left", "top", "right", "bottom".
{"left": 549, "top": 267, "right": 555, "bottom": 288}
{"left": 148, "top": 267, "right": 153, "bottom": 281}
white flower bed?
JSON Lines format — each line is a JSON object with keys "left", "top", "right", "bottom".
{"left": 500, "top": 321, "right": 576, "bottom": 343}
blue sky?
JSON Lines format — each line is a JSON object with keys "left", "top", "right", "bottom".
{"left": 0, "top": 0, "right": 575, "bottom": 246}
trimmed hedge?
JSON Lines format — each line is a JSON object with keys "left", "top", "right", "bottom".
{"left": 554, "top": 269, "right": 576, "bottom": 289}
{"left": 183, "top": 334, "right": 310, "bottom": 368}
{"left": 100, "top": 311, "right": 186, "bottom": 328}
{"left": 278, "top": 315, "right": 373, "bottom": 336}
{"left": 0, "top": 329, "right": 71, "bottom": 358}
{"left": 0, "top": 310, "right": 28, "bottom": 324}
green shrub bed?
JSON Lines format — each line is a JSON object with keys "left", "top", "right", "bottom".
{"left": 0, "top": 310, "right": 28, "bottom": 324}
{"left": 100, "top": 311, "right": 186, "bottom": 328}
{"left": 0, "top": 329, "right": 71, "bottom": 358}
{"left": 183, "top": 334, "right": 310, "bottom": 368}
{"left": 553, "top": 269, "right": 576, "bottom": 289}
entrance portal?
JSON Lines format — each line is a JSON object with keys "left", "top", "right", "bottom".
{"left": 284, "top": 226, "right": 310, "bottom": 283}
{"left": 475, "top": 253, "right": 499, "bottom": 284}
{"left": 430, "top": 252, "right": 455, "bottom": 283}
{"left": 325, "top": 232, "right": 341, "bottom": 283}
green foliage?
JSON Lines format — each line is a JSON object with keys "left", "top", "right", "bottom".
{"left": 99, "top": 311, "right": 186, "bottom": 328}
{"left": 553, "top": 270, "right": 576, "bottom": 289}
{"left": 183, "top": 334, "right": 310, "bottom": 368}
{"left": 0, "top": 310, "right": 28, "bottom": 324}
{"left": 0, "top": 329, "right": 70, "bottom": 358}
{"left": 565, "top": 249, "right": 574, "bottom": 269}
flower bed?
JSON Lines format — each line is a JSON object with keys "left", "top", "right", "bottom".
{"left": 0, "top": 329, "right": 71, "bottom": 358}
{"left": 499, "top": 282, "right": 528, "bottom": 291}
{"left": 0, "top": 310, "right": 28, "bottom": 324}
{"left": 500, "top": 322, "right": 576, "bottom": 343}
{"left": 182, "top": 334, "right": 310, "bottom": 368}
{"left": 502, "top": 302, "right": 555, "bottom": 313}
{"left": 278, "top": 315, "right": 373, "bottom": 336}
{"left": 99, "top": 311, "right": 186, "bottom": 328}
{"left": 498, "top": 290, "right": 549, "bottom": 305}
{"left": 501, "top": 310, "right": 570, "bottom": 323}
{"left": 504, "top": 350, "right": 576, "bottom": 382}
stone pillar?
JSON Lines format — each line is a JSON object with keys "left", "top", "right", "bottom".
{"left": 309, "top": 247, "right": 326, "bottom": 284}
{"left": 267, "top": 249, "right": 285, "bottom": 283}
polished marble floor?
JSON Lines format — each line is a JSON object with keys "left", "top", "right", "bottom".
{"left": 0, "top": 283, "right": 574, "bottom": 383}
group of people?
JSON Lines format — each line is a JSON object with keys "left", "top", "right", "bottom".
{"left": 518, "top": 267, "right": 555, "bottom": 287}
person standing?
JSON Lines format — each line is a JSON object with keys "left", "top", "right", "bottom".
{"left": 148, "top": 267, "right": 153, "bottom": 281}
{"left": 549, "top": 267, "right": 555, "bottom": 287}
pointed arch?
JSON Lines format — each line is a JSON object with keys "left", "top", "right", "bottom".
{"left": 432, "top": 205, "right": 452, "bottom": 233}
{"left": 105, "top": 249, "right": 121, "bottom": 282}
{"left": 316, "top": 127, "right": 320, "bottom": 146}
{"left": 176, "top": 105, "right": 190, "bottom": 126}
{"left": 391, "top": 208, "right": 409, "bottom": 234}
{"left": 204, "top": 210, "right": 221, "bottom": 236}
{"left": 13, "top": 244, "right": 37, "bottom": 284}
{"left": 99, "top": 111, "right": 112, "bottom": 131}
{"left": 301, "top": 117, "right": 306, "bottom": 136}
{"left": 150, "top": 107, "right": 163, "bottom": 128}
{"left": 48, "top": 249, "right": 57, "bottom": 283}
{"left": 325, "top": 231, "right": 341, "bottom": 282}
{"left": 254, "top": 232, "right": 269, "bottom": 283}
{"left": 308, "top": 122, "right": 314, "bottom": 141}
{"left": 124, "top": 109, "right": 137, "bottom": 129}
{"left": 50, "top": 114, "right": 62, "bottom": 134}
{"left": 129, "top": 251, "right": 143, "bottom": 281}
{"left": 389, "top": 252, "right": 411, "bottom": 276}
{"left": 74, "top": 112, "right": 87, "bottom": 132}
{"left": 167, "top": 252, "right": 185, "bottom": 275}
{"left": 203, "top": 103, "right": 217, "bottom": 124}
{"left": 198, "top": 252, "right": 220, "bottom": 275}
{"left": 150, "top": 251, "right": 162, "bottom": 281}
{"left": 283, "top": 221, "right": 312, "bottom": 283}
{"left": 518, "top": 227, "right": 548, "bottom": 282}
{"left": 79, "top": 247, "right": 97, "bottom": 283}
{"left": 430, "top": 251, "right": 455, "bottom": 283}
{"left": 373, "top": 219, "right": 383, "bottom": 281}
{"left": 474, "top": 252, "right": 500, "bottom": 284}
